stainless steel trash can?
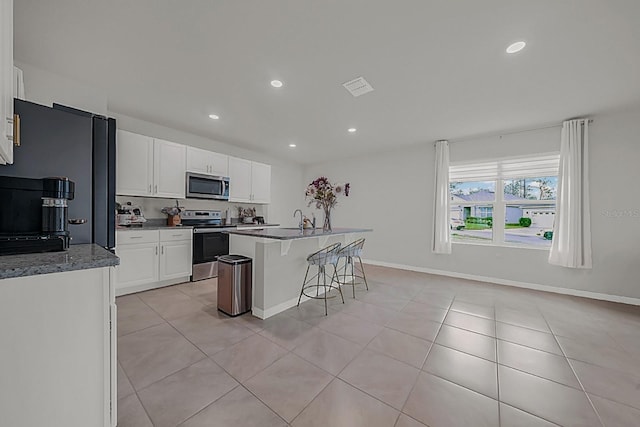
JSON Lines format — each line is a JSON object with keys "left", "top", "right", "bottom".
{"left": 217, "top": 255, "right": 252, "bottom": 316}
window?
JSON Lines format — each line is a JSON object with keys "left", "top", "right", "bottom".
{"left": 449, "top": 154, "right": 559, "bottom": 248}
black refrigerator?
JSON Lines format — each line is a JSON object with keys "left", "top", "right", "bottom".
{"left": 3, "top": 99, "right": 116, "bottom": 250}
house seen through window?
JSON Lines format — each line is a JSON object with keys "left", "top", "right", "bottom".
{"left": 449, "top": 154, "right": 559, "bottom": 248}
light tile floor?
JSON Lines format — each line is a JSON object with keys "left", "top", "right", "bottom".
{"left": 116, "top": 265, "right": 640, "bottom": 427}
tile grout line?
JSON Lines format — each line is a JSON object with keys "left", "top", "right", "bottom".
{"left": 124, "top": 286, "right": 292, "bottom": 426}
{"left": 116, "top": 362, "right": 156, "bottom": 426}
{"left": 540, "top": 311, "right": 606, "bottom": 427}
{"left": 397, "top": 294, "right": 456, "bottom": 420}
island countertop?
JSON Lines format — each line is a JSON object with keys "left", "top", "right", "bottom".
{"left": 0, "top": 244, "right": 120, "bottom": 280}
{"left": 226, "top": 227, "right": 372, "bottom": 240}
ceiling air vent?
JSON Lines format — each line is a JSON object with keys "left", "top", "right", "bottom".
{"left": 342, "top": 76, "right": 374, "bottom": 97}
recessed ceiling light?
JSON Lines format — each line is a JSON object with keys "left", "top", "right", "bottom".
{"left": 288, "top": 143, "right": 296, "bottom": 148}
{"left": 506, "top": 41, "right": 526, "bottom": 54}
{"left": 208, "top": 114, "right": 220, "bottom": 120}
{"left": 270, "top": 80, "right": 283, "bottom": 88}
{"left": 348, "top": 128, "right": 357, "bottom": 133}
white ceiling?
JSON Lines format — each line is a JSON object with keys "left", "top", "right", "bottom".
{"left": 14, "top": 0, "right": 640, "bottom": 164}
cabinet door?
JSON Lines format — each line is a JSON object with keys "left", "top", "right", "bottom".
{"left": 115, "top": 243, "right": 159, "bottom": 290}
{"left": 116, "top": 130, "right": 153, "bottom": 196}
{"left": 209, "top": 151, "right": 229, "bottom": 177}
{"left": 159, "top": 240, "right": 192, "bottom": 280}
{"left": 251, "top": 161, "right": 271, "bottom": 204}
{"left": 154, "top": 138, "right": 186, "bottom": 198}
{"left": 228, "top": 156, "right": 252, "bottom": 202}
{"left": 186, "top": 146, "right": 210, "bottom": 175}
{"left": 0, "top": 0, "right": 13, "bottom": 165}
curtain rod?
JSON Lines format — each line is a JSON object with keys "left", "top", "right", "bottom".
{"left": 437, "top": 119, "right": 594, "bottom": 145}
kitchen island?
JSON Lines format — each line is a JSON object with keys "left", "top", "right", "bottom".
{"left": 227, "top": 227, "right": 372, "bottom": 319}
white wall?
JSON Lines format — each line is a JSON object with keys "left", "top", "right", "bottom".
{"left": 306, "top": 109, "right": 640, "bottom": 300}
{"left": 15, "top": 61, "right": 108, "bottom": 115}
{"left": 14, "top": 61, "right": 305, "bottom": 227}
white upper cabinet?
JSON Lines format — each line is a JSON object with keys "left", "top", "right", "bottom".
{"left": 0, "top": 0, "right": 14, "bottom": 165}
{"left": 228, "top": 157, "right": 271, "bottom": 204}
{"left": 116, "top": 131, "right": 186, "bottom": 198}
{"left": 117, "top": 130, "right": 269, "bottom": 203}
{"left": 154, "top": 138, "right": 186, "bottom": 198}
{"left": 251, "top": 161, "right": 271, "bottom": 204}
{"left": 228, "top": 156, "right": 252, "bottom": 202}
{"left": 116, "top": 130, "right": 154, "bottom": 196}
{"left": 186, "top": 146, "right": 228, "bottom": 177}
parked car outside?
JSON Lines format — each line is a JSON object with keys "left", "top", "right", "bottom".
{"left": 450, "top": 218, "right": 465, "bottom": 230}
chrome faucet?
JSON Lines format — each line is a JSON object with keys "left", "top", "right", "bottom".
{"left": 293, "top": 209, "right": 303, "bottom": 232}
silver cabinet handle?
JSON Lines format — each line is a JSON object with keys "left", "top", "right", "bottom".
{"left": 129, "top": 236, "right": 142, "bottom": 239}
{"left": 161, "top": 245, "right": 164, "bottom": 255}
{"left": 148, "top": 184, "right": 152, "bottom": 194}
{"left": 154, "top": 185, "right": 158, "bottom": 193}
{"left": 155, "top": 246, "right": 158, "bottom": 255}
{"left": 172, "top": 234, "right": 183, "bottom": 237}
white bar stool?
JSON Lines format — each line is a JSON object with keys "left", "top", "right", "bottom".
{"left": 337, "top": 238, "right": 369, "bottom": 298}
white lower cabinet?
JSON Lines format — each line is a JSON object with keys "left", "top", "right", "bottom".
{"left": 160, "top": 230, "right": 193, "bottom": 280}
{"left": 115, "top": 242, "right": 159, "bottom": 289}
{"left": 115, "top": 229, "right": 192, "bottom": 295}
{"left": 0, "top": 267, "right": 116, "bottom": 427}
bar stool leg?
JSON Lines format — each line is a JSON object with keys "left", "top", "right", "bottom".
{"left": 332, "top": 263, "right": 345, "bottom": 304}
{"left": 297, "top": 265, "right": 310, "bottom": 307}
{"left": 321, "top": 265, "right": 328, "bottom": 315}
{"left": 357, "top": 256, "right": 369, "bottom": 291}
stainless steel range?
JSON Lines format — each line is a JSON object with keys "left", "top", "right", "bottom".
{"left": 181, "top": 210, "right": 235, "bottom": 281}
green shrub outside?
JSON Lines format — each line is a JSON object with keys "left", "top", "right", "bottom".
{"left": 519, "top": 217, "right": 532, "bottom": 227}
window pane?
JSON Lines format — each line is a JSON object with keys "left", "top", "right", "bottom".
{"left": 450, "top": 204, "right": 493, "bottom": 243}
{"left": 450, "top": 181, "right": 496, "bottom": 203}
{"left": 505, "top": 204, "right": 555, "bottom": 248}
{"left": 503, "top": 176, "right": 557, "bottom": 201}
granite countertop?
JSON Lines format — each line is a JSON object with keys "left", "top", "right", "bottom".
{"left": 226, "top": 227, "right": 373, "bottom": 240}
{"left": 0, "top": 244, "right": 120, "bottom": 280}
{"left": 116, "top": 224, "right": 194, "bottom": 231}
{"left": 117, "top": 223, "right": 280, "bottom": 231}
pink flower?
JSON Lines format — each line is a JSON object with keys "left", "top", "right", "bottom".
{"left": 306, "top": 177, "right": 351, "bottom": 203}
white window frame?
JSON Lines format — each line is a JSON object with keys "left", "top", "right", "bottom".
{"left": 449, "top": 153, "right": 559, "bottom": 249}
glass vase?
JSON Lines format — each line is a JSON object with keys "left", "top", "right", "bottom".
{"left": 323, "top": 207, "right": 332, "bottom": 232}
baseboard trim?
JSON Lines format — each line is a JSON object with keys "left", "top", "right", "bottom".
{"left": 252, "top": 284, "right": 338, "bottom": 319}
{"left": 115, "top": 276, "right": 191, "bottom": 297}
{"left": 252, "top": 294, "right": 314, "bottom": 320}
{"left": 361, "top": 258, "right": 640, "bottom": 307}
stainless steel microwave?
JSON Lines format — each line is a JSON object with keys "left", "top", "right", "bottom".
{"left": 186, "top": 173, "right": 230, "bottom": 200}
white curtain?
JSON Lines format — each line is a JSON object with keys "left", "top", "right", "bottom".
{"left": 549, "top": 119, "right": 592, "bottom": 268}
{"left": 432, "top": 140, "right": 451, "bottom": 254}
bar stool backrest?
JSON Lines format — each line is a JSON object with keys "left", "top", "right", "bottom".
{"left": 307, "top": 242, "right": 341, "bottom": 266}
{"left": 338, "top": 238, "right": 365, "bottom": 258}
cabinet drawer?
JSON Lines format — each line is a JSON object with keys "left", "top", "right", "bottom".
{"left": 116, "top": 229, "right": 159, "bottom": 245}
{"left": 159, "top": 228, "right": 192, "bottom": 242}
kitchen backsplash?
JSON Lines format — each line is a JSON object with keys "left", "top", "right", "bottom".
{"left": 116, "top": 196, "right": 267, "bottom": 220}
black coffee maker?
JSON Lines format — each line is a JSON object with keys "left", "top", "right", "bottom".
{"left": 41, "top": 177, "right": 77, "bottom": 240}
{"left": 0, "top": 176, "right": 79, "bottom": 255}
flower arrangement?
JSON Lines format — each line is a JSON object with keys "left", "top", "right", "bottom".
{"left": 305, "top": 176, "right": 350, "bottom": 231}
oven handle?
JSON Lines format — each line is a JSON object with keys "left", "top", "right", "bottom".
{"left": 193, "top": 228, "right": 235, "bottom": 234}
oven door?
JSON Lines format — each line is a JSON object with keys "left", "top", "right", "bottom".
{"left": 192, "top": 230, "right": 229, "bottom": 281}
{"left": 186, "top": 173, "right": 229, "bottom": 200}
